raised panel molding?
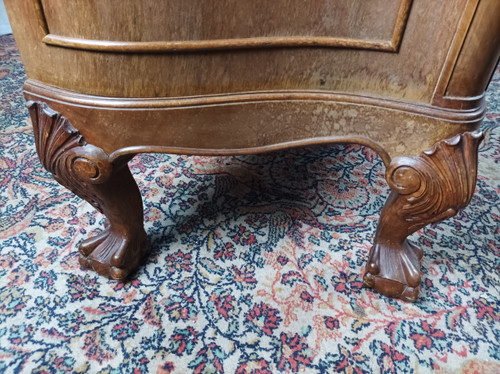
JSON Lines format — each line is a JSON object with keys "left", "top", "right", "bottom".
{"left": 33, "top": 0, "right": 413, "bottom": 53}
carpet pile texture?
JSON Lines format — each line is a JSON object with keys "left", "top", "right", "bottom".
{"left": 1, "top": 34, "right": 499, "bottom": 373}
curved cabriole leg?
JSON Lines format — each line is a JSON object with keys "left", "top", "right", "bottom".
{"left": 27, "top": 101, "right": 148, "bottom": 281}
{"left": 363, "top": 131, "right": 484, "bottom": 302}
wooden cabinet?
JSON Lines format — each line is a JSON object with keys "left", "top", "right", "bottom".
{"left": 5, "top": 0, "right": 500, "bottom": 301}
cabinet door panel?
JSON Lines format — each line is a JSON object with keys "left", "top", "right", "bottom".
{"left": 39, "top": 0, "right": 411, "bottom": 52}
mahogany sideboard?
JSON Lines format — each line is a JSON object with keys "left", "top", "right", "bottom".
{"left": 5, "top": 0, "right": 500, "bottom": 302}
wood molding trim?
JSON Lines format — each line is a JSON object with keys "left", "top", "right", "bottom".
{"left": 33, "top": 0, "right": 413, "bottom": 53}
{"left": 24, "top": 79, "right": 485, "bottom": 168}
{"left": 24, "top": 79, "right": 486, "bottom": 124}
{"left": 432, "top": 0, "right": 480, "bottom": 104}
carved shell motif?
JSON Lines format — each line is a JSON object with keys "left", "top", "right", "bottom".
{"left": 386, "top": 131, "right": 484, "bottom": 232}
{"left": 26, "top": 101, "right": 112, "bottom": 211}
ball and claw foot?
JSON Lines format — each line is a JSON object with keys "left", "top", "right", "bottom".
{"left": 78, "top": 225, "right": 148, "bottom": 281}
{"left": 363, "top": 240, "right": 424, "bottom": 303}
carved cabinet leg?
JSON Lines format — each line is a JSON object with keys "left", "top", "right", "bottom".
{"left": 27, "top": 101, "right": 148, "bottom": 281}
{"left": 363, "top": 131, "right": 483, "bottom": 302}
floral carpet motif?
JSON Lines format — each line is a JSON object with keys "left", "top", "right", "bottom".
{"left": 0, "top": 34, "right": 499, "bottom": 373}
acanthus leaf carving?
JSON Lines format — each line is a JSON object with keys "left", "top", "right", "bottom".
{"left": 27, "top": 101, "right": 147, "bottom": 281}
{"left": 26, "top": 101, "right": 112, "bottom": 212}
{"left": 386, "top": 131, "right": 483, "bottom": 234}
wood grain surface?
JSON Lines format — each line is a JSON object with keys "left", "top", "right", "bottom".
{"left": 7, "top": 0, "right": 497, "bottom": 105}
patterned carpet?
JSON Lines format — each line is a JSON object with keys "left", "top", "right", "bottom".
{"left": 0, "top": 34, "right": 499, "bottom": 373}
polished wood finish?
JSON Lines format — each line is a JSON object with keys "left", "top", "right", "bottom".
{"left": 5, "top": 0, "right": 500, "bottom": 301}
